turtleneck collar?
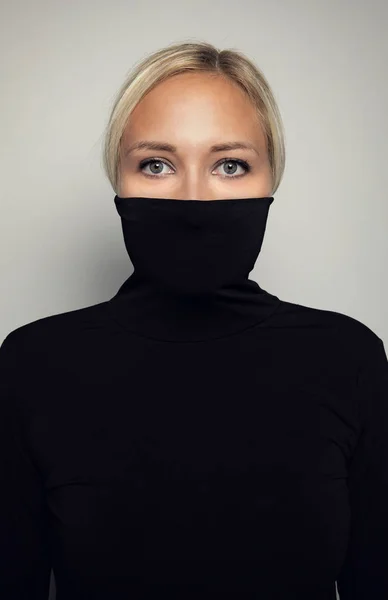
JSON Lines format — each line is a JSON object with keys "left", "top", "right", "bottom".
{"left": 107, "top": 270, "right": 281, "bottom": 343}
{"left": 106, "top": 195, "right": 281, "bottom": 343}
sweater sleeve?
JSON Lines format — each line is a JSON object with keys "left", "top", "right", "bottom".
{"left": 337, "top": 335, "right": 388, "bottom": 599}
{"left": 0, "top": 331, "right": 51, "bottom": 599}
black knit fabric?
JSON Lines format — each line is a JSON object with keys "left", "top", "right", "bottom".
{"left": 1, "top": 195, "right": 387, "bottom": 599}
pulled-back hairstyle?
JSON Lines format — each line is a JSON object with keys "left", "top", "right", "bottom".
{"left": 102, "top": 40, "right": 286, "bottom": 195}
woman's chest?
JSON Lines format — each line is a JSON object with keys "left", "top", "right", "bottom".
{"left": 31, "top": 338, "right": 359, "bottom": 483}
{"left": 26, "top": 339, "right": 357, "bottom": 577}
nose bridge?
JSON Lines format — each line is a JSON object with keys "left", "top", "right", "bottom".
{"left": 179, "top": 162, "right": 212, "bottom": 201}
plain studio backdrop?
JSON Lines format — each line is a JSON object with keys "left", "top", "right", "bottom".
{"left": 0, "top": 1, "right": 387, "bottom": 599}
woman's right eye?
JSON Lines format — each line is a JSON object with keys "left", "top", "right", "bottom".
{"left": 139, "top": 159, "right": 174, "bottom": 177}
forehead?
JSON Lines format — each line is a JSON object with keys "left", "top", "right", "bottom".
{"left": 122, "top": 72, "right": 265, "bottom": 149}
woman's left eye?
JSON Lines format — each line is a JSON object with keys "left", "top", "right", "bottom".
{"left": 213, "top": 159, "right": 250, "bottom": 178}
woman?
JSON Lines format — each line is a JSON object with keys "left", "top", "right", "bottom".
{"left": 1, "top": 40, "right": 387, "bottom": 600}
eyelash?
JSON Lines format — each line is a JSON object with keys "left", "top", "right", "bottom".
{"left": 138, "top": 157, "right": 251, "bottom": 179}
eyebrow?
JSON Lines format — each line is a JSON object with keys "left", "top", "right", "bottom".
{"left": 124, "top": 140, "right": 260, "bottom": 156}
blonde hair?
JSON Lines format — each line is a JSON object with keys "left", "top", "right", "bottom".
{"left": 102, "top": 40, "right": 286, "bottom": 196}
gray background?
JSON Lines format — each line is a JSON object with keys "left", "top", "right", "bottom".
{"left": 1, "top": 1, "right": 387, "bottom": 598}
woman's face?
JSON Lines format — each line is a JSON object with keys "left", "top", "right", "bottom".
{"left": 119, "top": 72, "right": 273, "bottom": 200}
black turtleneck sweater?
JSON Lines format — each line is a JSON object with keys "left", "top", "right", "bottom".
{"left": 1, "top": 196, "right": 388, "bottom": 600}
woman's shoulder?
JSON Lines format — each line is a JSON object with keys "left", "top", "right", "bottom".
{"left": 272, "top": 296, "right": 384, "bottom": 358}
{"left": 1, "top": 299, "right": 110, "bottom": 356}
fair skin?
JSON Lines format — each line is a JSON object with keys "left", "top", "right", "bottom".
{"left": 118, "top": 71, "right": 273, "bottom": 200}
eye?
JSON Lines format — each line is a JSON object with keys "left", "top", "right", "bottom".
{"left": 139, "top": 159, "right": 174, "bottom": 177}
{"left": 213, "top": 159, "right": 250, "bottom": 178}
